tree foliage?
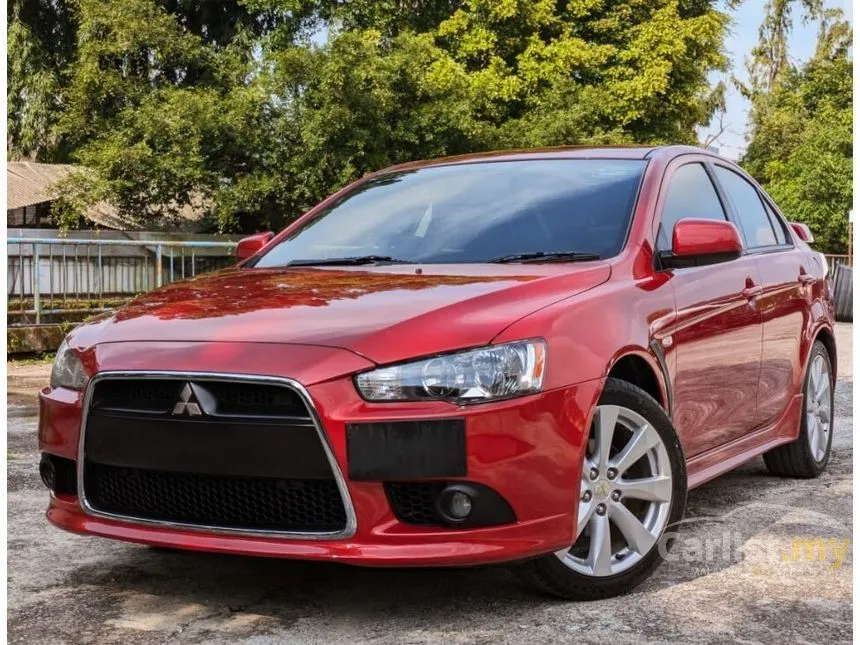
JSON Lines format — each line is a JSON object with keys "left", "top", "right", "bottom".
{"left": 9, "top": 0, "right": 733, "bottom": 231}
{"left": 7, "top": 0, "right": 78, "bottom": 160}
{"left": 741, "top": 4, "right": 852, "bottom": 253}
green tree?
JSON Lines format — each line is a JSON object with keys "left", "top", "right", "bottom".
{"left": 741, "top": 6, "right": 852, "bottom": 252}
{"left": 11, "top": 0, "right": 735, "bottom": 231}
{"left": 433, "top": 0, "right": 731, "bottom": 145}
{"left": 7, "top": 0, "right": 79, "bottom": 160}
{"left": 747, "top": 0, "right": 822, "bottom": 91}
{"left": 49, "top": 0, "right": 270, "bottom": 228}
{"left": 237, "top": 0, "right": 733, "bottom": 231}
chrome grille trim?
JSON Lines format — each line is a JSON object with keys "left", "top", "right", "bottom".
{"left": 77, "top": 371, "right": 357, "bottom": 540}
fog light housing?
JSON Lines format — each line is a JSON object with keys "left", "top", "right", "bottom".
{"left": 436, "top": 485, "right": 474, "bottom": 523}
{"left": 38, "top": 453, "right": 77, "bottom": 495}
{"left": 448, "top": 491, "right": 473, "bottom": 518}
{"left": 39, "top": 455, "right": 56, "bottom": 491}
{"left": 386, "top": 481, "right": 516, "bottom": 528}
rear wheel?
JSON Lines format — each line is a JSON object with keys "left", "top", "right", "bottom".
{"left": 515, "top": 378, "right": 687, "bottom": 600}
{"left": 763, "top": 340, "right": 834, "bottom": 478}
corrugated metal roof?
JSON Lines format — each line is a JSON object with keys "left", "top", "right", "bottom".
{"left": 7, "top": 162, "right": 207, "bottom": 231}
{"left": 7, "top": 162, "right": 78, "bottom": 210}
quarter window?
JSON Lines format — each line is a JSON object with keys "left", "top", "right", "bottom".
{"left": 763, "top": 200, "right": 789, "bottom": 245}
{"left": 657, "top": 163, "right": 727, "bottom": 251}
{"left": 714, "top": 166, "right": 778, "bottom": 248}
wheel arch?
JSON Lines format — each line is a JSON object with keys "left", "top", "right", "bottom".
{"left": 605, "top": 350, "right": 669, "bottom": 414}
{"left": 812, "top": 325, "right": 838, "bottom": 381}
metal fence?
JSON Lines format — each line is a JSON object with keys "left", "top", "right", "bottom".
{"left": 823, "top": 254, "right": 852, "bottom": 272}
{"left": 8, "top": 237, "right": 238, "bottom": 326}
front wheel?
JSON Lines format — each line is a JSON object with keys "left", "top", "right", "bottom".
{"left": 515, "top": 378, "right": 687, "bottom": 600}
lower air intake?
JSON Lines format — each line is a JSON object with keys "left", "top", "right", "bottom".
{"left": 84, "top": 462, "right": 347, "bottom": 532}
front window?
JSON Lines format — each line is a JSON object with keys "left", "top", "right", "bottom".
{"left": 254, "top": 159, "right": 646, "bottom": 266}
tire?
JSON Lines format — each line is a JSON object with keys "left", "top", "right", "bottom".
{"left": 763, "top": 340, "right": 834, "bottom": 478}
{"left": 514, "top": 378, "right": 687, "bottom": 600}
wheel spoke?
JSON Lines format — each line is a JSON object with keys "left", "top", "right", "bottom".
{"left": 810, "top": 361, "right": 822, "bottom": 393}
{"left": 614, "top": 475, "right": 672, "bottom": 503}
{"left": 816, "top": 420, "right": 829, "bottom": 454}
{"left": 808, "top": 420, "right": 820, "bottom": 459}
{"left": 593, "top": 406, "right": 619, "bottom": 472}
{"left": 585, "top": 513, "right": 613, "bottom": 576}
{"left": 610, "top": 503, "right": 657, "bottom": 555}
{"left": 610, "top": 424, "right": 659, "bottom": 475}
{"left": 814, "top": 375, "right": 829, "bottom": 401}
{"left": 576, "top": 498, "right": 597, "bottom": 539}
{"left": 807, "top": 420, "right": 824, "bottom": 461}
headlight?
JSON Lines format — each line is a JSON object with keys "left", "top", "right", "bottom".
{"left": 355, "top": 340, "right": 546, "bottom": 403}
{"left": 50, "top": 339, "right": 87, "bottom": 390}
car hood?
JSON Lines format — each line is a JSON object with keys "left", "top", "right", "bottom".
{"left": 71, "top": 263, "right": 611, "bottom": 365}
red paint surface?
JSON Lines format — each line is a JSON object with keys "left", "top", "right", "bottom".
{"left": 672, "top": 218, "right": 742, "bottom": 258}
{"left": 39, "top": 145, "right": 835, "bottom": 565}
{"left": 235, "top": 231, "right": 273, "bottom": 262}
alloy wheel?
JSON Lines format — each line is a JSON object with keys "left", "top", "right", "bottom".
{"left": 555, "top": 404, "right": 673, "bottom": 577}
{"left": 806, "top": 354, "right": 832, "bottom": 462}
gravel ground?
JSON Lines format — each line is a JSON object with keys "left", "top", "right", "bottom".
{"left": 7, "top": 349, "right": 853, "bottom": 644}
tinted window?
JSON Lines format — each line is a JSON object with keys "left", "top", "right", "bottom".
{"left": 657, "top": 163, "right": 727, "bottom": 251}
{"left": 763, "top": 199, "right": 789, "bottom": 245}
{"left": 714, "top": 166, "right": 778, "bottom": 248}
{"left": 254, "top": 160, "right": 646, "bottom": 266}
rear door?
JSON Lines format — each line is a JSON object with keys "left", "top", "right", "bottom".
{"left": 711, "top": 164, "right": 809, "bottom": 429}
{"left": 655, "top": 159, "right": 763, "bottom": 457}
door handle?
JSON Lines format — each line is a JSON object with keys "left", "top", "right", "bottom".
{"left": 742, "top": 284, "right": 763, "bottom": 299}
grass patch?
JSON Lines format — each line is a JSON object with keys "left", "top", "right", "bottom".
{"left": 9, "top": 351, "right": 55, "bottom": 365}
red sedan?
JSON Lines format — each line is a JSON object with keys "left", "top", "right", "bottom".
{"left": 39, "top": 145, "right": 836, "bottom": 599}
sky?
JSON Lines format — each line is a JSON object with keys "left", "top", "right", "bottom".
{"left": 700, "top": 0, "right": 853, "bottom": 159}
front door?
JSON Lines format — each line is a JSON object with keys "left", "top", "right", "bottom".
{"left": 655, "top": 160, "right": 764, "bottom": 457}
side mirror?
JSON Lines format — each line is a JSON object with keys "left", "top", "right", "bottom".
{"left": 661, "top": 218, "right": 743, "bottom": 269}
{"left": 236, "top": 232, "right": 274, "bottom": 263}
{"left": 790, "top": 222, "right": 814, "bottom": 243}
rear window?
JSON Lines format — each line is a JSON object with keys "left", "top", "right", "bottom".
{"left": 254, "top": 159, "right": 646, "bottom": 266}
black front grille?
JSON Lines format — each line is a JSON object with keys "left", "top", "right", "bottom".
{"left": 84, "top": 462, "right": 347, "bottom": 532}
{"left": 91, "top": 379, "right": 309, "bottom": 419}
{"left": 82, "top": 376, "right": 348, "bottom": 533}
{"left": 200, "top": 381, "right": 309, "bottom": 418}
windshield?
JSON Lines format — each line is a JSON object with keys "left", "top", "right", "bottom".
{"left": 254, "top": 159, "right": 646, "bottom": 266}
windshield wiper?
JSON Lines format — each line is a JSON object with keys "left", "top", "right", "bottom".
{"left": 488, "top": 251, "right": 601, "bottom": 264}
{"left": 285, "top": 255, "right": 412, "bottom": 267}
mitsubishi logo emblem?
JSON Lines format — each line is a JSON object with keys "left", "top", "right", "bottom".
{"left": 173, "top": 383, "right": 203, "bottom": 416}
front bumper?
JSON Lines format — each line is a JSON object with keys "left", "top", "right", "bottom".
{"left": 39, "top": 342, "right": 603, "bottom": 567}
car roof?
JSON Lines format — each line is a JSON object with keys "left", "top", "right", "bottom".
{"left": 376, "top": 144, "right": 722, "bottom": 175}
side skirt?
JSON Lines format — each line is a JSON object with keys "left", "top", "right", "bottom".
{"left": 686, "top": 393, "right": 803, "bottom": 489}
